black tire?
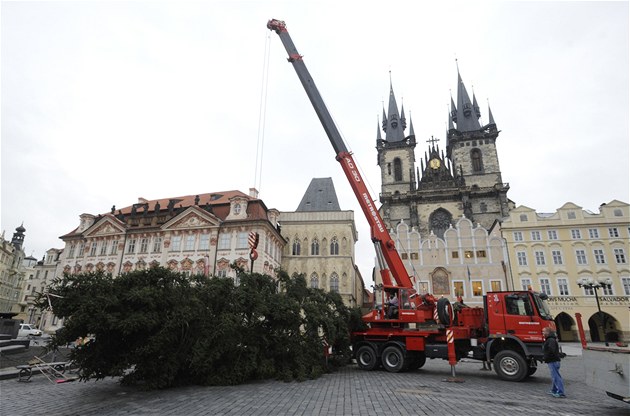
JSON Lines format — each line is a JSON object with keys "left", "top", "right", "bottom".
{"left": 526, "top": 366, "right": 537, "bottom": 377}
{"left": 437, "top": 298, "right": 452, "bottom": 326}
{"left": 356, "top": 345, "right": 379, "bottom": 371}
{"left": 407, "top": 352, "right": 426, "bottom": 370}
{"left": 381, "top": 345, "right": 407, "bottom": 373}
{"left": 493, "top": 350, "right": 528, "bottom": 381}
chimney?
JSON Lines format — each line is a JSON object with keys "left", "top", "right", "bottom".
{"left": 249, "top": 188, "right": 259, "bottom": 199}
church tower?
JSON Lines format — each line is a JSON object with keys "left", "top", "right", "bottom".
{"left": 377, "top": 67, "right": 512, "bottom": 238}
{"left": 446, "top": 67, "right": 511, "bottom": 227}
{"left": 376, "top": 81, "right": 418, "bottom": 227}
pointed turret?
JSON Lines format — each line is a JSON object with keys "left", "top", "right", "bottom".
{"left": 472, "top": 92, "right": 481, "bottom": 119}
{"left": 11, "top": 223, "right": 25, "bottom": 250}
{"left": 408, "top": 116, "right": 415, "bottom": 138}
{"left": 455, "top": 68, "right": 481, "bottom": 132}
{"left": 400, "top": 103, "right": 407, "bottom": 130}
{"left": 384, "top": 80, "right": 405, "bottom": 142}
{"left": 376, "top": 120, "right": 383, "bottom": 142}
{"left": 488, "top": 104, "right": 496, "bottom": 126}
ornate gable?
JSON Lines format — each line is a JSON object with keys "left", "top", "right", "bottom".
{"left": 162, "top": 206, "right": 220, "bottom": 231}
{"left": 84, "top": 215, "right": 126, "bottom": 237}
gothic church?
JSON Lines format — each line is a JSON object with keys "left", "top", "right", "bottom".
{"left": 377, "top": 69, "right": 512, "bottom": 237}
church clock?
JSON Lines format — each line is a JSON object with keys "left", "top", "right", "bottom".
{"left": 429, "top": 158, "right": 441, "bottom": 169}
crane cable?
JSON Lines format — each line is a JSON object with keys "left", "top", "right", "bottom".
{"left": 254, "top": 31, "right": 272, "bottom": 195}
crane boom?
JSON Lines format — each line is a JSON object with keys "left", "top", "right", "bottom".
{"left": 267, "top": 19, "right": 413, "bottom": 289}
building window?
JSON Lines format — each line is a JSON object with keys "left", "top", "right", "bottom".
{"left": 593, "top": 249, "right": 606, "bottom": 264}
{"left": 539, "top": 278, "right": 551, "bottom": 295}
{"left": 185, "top": 235, "right": 196, "bottom": 251}
{"left": 480, "top": 202, "right": 487, "bottom": 213}
{"left": 171, "top": 236, "right": 182, "bottom": 252}
{"left": 401, "top": 253, "right": 408, "bottom": 260}
{"left": 571, "top": 229, "right": 581, "bottom": 239}
{"left": 217, "top": 269, "right": 227, "bottom": 278}
{"left": 453, "top": 281, "right": 464, "bottom": 297}
{"left": 153, "top": 237, "right": 163, "bottom": 253}
{"left": 588, "top": 228, "right": 599, "bottom": 239}
{"left": 100, "top": 241, "right": 108, "bottom": 256}
{"left": 613, "top": 209, "right": 623, "bottom": 217}
{"left": 452, "top": 251, "right": 459, "bottom": 259}
{"left": 575, "top": 249, "right": 587, "bottom": 265}
{"left": 602, "top": 283, "right": 613, "bottom": 296}
{"left": 534, "top": 251, "right": 546, "bottom": 266}
{"left": 218, "top": 234, "right": 230, "bottom": 250}
{"left": 68, "top": 244, "right": 76, "bottom": 258}
{"left": 237, "top": 232, "right": 248, "bottom": 249}
{"left": 89, "top": 242, "right": 97, "bottom": 256}
{"left": 614, "top": 248, "right": 626, "bottom": 264}
{"left": 139, "top": 238, "right": 149, "bottom": 253}
{"left": 110, "top": 240, "right": 118, "bottom": 255}
{"left": 393, "top": 158, "right": 402, "bottom": 181}
{"left": 519, "top": 214, "right": 528, "bottom": 222}
{"left": 330, "top": 238, "right": 339, "bottom": 255}
{"left": 513, "top": 231, "right": 523, "bottom": 242}
{"left": 609, "top": 227, "right": 619, "bottom": 238}
{"left": 547, "top": 230, "right": 558, "bottom": 240}
{"left": 476, "top": 250, "right": 486, "bottom": 258}
{"left": 126, "top": 239, "right": 136, "bottom": 254}
{"left": 410, "top": 252, "right": 418, "bottom": 260}
{"left": 517, "top": 251, "right": 527, "bottom": 266}
{"left": 622, "top": 277, "right": 630, "bottom": 296}
{"left": 552, "top": 250, "right": 563, "bottom": 265}
{"left": 567, "top": 211, "right": 576, "bottom": 219}
{"left": 491, "top": 281, "right": 502, "bottom": 292}
{"left": 471, "top": 281, "right": 483, "bottom": 297}
{"left": 583, "top": 281, "right": 595, "bottom": 296}
{"left": 310, "top": 273, "right": 319, "bottom": 289}
{"left": 557, "top": 278, "right": 569, "bottom": 296}
{"left": 199, "top": 234, "right": 209, "bottom": 251}
{"left": 531, "top": 231, "right": 541, "bottom": 241}
{"left": 464, "top": 250, "right": 473, "bottom": 259}
{"left": 311, "top": 239, "right": 320, "bottom": 256}
{"left": 521, "top": 278, "right": 531, "bottom": 291}
{"left": 471, "top": 148, "right": 483, "bottom": 172}
{"left": 292, "top": 239, "right": 301, "bottom": 255}
{"left": 330, "top": 273, "right": 339, "bottom": 293}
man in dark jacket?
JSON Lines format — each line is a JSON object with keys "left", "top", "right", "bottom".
{"left": 542, "top": 327, "right": 566, "bottom": 398}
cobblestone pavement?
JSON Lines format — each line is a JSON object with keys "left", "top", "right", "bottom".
{"left": 1, "top": 350, "right": 628, "bottom": 416}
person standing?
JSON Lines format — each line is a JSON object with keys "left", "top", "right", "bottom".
{"left": 542, "top": 327, "right": 566, "bottom": 398}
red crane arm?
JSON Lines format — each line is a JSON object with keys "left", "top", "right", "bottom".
{"left": 267, "top": 19, "right": 414, "bottom": 289}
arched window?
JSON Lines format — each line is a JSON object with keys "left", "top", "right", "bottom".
{"left": 480, "top": 202, "right": 488, "bottom": 213}
{"left": 311, "top": 238, "right": 320, "bottom": 255}
{"left": 330, "top": 273, "right": 339, "bottom": 293}
{"left": 292, "top": 239, "right": 301, "bottom": 255}
{"left": 471, "top": 149, "right": 483, "bottom": 172}
{"left": 393, "top": 158, "right": 403, "bottom": 181}
{"left": 330, "top": 237, "right": 339, "bottom": 255}
{"left": 310, "top": 273, "right": 319, "bottom": 289}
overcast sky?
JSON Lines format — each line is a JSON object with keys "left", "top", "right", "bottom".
{"left": 1, "top": 1, "right": 628, "bottom": 284}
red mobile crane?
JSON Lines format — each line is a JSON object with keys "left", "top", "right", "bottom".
{"left": 268, "top": 19, "right": 555, "bottom": 381}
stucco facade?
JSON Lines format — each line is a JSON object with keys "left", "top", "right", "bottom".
{"left": 500, "top": 200, "right": 630, "bottom": 342}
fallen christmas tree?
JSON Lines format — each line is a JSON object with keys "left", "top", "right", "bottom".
{"left": 39, "top": 267, "right": 362, "bottom": 389}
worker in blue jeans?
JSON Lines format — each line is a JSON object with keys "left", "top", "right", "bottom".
{"left": 542, "top": 327, "right": 566, "bottom": 398}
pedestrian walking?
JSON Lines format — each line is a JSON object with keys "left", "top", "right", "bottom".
{"left": 542, "top": 327, "right": 566, "bottom": 398}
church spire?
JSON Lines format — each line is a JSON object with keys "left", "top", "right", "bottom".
{"left": 384, "top": 79, "right": 405, "bottom": 142}
{"left": 488, "top": 102, "right": 496, "bottom": 126}
{"left": 409, "top": 116, "right": 415, "bottom": 138}
{"left": 454, "top": 65, "right": 481, "bottom": 132}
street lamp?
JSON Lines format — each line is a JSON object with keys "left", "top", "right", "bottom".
{"left": 577, "top": 277, "right": 613, "bottom": 345}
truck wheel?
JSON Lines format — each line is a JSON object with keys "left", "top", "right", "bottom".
{"left": 356, "top": 345, "right": 378, "bottom": 371}
{"left": 436, "top": 298, "right": 452, "bottom": 326}
{"left": 382, "top": 345, "right": 407, "bottom": 373}
{"left": 494, "top": 350, "right": 528, "bottom": 381}
{"left": 408, "top": 352, "right": 426, "bottom": 370}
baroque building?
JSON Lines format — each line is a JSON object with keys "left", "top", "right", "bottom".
{"left": 0, "top": 225, "right": 27, "bottom": 313}
{"left": 500, "top": 200, "right": 630, "bottom": 342}
{"left": 58, "top": 189, "right": 284, "bottom": 282}
{"left": 279, "top": 178, "right": 366, "bottom": 307}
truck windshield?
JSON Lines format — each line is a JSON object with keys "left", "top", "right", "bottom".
{"left": 533, "top": 294, "right": 553, "bottom": 320}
